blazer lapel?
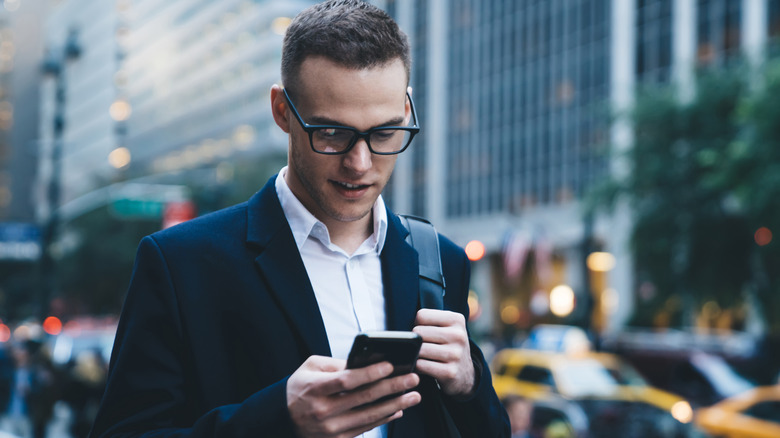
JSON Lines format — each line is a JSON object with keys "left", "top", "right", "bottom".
{"left": 382, "top": 212, "right": 420, "bottom": 331}
{"left": 246, "top": 177, "right": 331, "bottom": 358}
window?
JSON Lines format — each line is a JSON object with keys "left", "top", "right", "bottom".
{"left": 516, "top": 365, "right": 556, "bottom": 387}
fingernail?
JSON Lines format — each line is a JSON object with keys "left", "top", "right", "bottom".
{"left": 405, "top": 391, "right": 421, "bottom": 405}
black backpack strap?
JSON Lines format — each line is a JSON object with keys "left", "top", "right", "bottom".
{"left": 398, "top": 214, "right": 445, "bottom": 310}
{"left": 398, "top": 214, "right": 462, "bottom": 438}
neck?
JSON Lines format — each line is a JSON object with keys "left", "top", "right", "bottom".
{"left": 327, "top": 212, "right": 374, "bottom": 255}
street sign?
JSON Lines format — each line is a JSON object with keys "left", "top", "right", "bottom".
{"left": 109, "top": 184, "right": 190, "bottom": 219}
{"left": 110, "top": 198, "right": 165, "bottom": 218}
{"left": 0, "top": 222, "right": 42, "bottom": 261}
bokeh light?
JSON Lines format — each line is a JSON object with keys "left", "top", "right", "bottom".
{"left": 601, "top": 288, "right": 619, "bottom": 315}
{"left": 671, "top": 401, "right": 693, "bottom": 424}
{"left": 0, "top": 324, "right": 9, "bottom": 342}
{"left": 550, "top": 284, "right": 575, "bottom": 317}
{"left": 755, "top": 227, "right": 772, "bottom": 246}
{"left": 43, "top": 316, "right": 63, "bottom": 335}
{"left": 500, "top": 303, "right": 521, "bottom": 325}
{"left": 464, "top": 240, "right": 485, "bottom": 261}
{"left": 272, "top": 17, "right": 292, "bottom": 35}
{"left": 108, "top": 147, "right": 132, "bottom": 169}
{"left": 109, "top": 99, "right": 132, "bottom": 121}
{"left": 467, "top": 290, "right": 481, "bottom": 321}
{"left": 586, "top": 251, "right": 616, "bottom": 272}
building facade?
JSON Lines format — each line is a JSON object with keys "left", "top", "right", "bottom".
{"left": 0, "top": 0, "right": 47, "bottom": 224}
{"left": 120, "top": 0, "right": 313, "bottom": 182}
{"left": 388, "top": 0, "right": 776, "bottom": 339}
{"left": 33, "top": 0, "right": 780, "bottom": 335}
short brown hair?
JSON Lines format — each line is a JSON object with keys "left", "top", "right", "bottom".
{"left": 281, "top": 0, "right": 411, "bottom": 93}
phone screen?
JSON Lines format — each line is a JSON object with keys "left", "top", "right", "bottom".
{"left": 346, "top": 331, "right": 423, "bottom": 376}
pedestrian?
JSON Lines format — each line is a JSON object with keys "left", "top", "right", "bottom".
{"left": 2, "top": 341, "right": 58, "bottom": 438}
{"left": 63, "top": 349, "right": 107, "bottom": 438}
{"left": 502, "top": 395, "right": 533, "bottom": 438}
{"left": 90, "top": 1, "right": 510, "bottom": 437}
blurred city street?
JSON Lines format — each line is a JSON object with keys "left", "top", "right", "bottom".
{"left": 2, "top": 0, "right": 780, "bottom": 436}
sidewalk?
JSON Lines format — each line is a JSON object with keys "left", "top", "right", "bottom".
{"left": 0, "top": 402, "right": 74, "bottom": 438}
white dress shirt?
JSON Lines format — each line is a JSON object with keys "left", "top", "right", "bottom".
{"left": 275, "top": 168, "right": 389, "bottom": 438}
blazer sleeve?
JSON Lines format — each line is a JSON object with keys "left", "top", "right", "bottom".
{"left": 438, "top": 237, "right": 511, "bottom": 438}
{"left": 90, "top": 236, "right": 296, "bottom": 438}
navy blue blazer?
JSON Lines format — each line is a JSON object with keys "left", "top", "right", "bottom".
{"left": 90, "top": 177, "right": 510, "bottom": 438}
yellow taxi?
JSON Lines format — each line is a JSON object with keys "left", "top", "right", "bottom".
{"left": 694, "top": 384, "right": 780, "bottom": 438}
{"left": 492, "top": 348, "right": 694, "bottom": 437}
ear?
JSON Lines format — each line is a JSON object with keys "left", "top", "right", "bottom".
{"left": 270, "top": 84, "right": 291, "bottom": 133}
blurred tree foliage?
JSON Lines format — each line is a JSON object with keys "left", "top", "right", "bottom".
{"left": 51, "top": 152, "right": 287, "bottom": 318}
{"left": 589, "top": 62, "right": 780, "bottom": 332}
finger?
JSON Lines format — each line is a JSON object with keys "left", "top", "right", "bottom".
{"left": 414, "top": 308, "right": 464, "bottom": 327}
{"left": 341, "top": 409, "right": 404, "bottom": 438}
{"left": 412, "top": 325, "right": 464, "bottom": 345}
{"left": 415, "top": 358, "right": 455, "bottom": 381}
{"left": 302, "top": 355, "right": 348, "bottom": 372}
{"left": 329, "top": 391, "right": 421, "bottom": 434}
{"left": 332, "top": 372, "right": 420, "bottom": 413}
{"left": 418, "top": 342, "right": 461, "bottom": 364}
{"left": 318, "top": 361, "right": 394, "bottom": 395}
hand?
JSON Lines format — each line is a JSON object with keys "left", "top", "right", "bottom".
{"left": 413, "top": 309, "right": 476, "bottom": 399}
{"left": 287, "top": 355, "right": 421, "bottom": 438}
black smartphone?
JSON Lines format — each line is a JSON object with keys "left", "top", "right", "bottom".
{"left": 346, "top": 331, "right": 423, "bottom": 377}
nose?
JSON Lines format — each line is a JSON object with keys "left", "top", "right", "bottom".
{"left": 342, "top": 137, "right": 372, "bottom": 173}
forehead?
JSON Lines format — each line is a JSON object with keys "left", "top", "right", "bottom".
{"left": 294, "top": 56, "right": 408, "bottom": 109}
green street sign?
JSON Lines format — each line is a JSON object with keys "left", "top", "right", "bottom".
{"left": 110, "top": 198, "right": 165, "bottom": 218}
{"left": 107, "top": 183, "right": 190, "bottom": 220}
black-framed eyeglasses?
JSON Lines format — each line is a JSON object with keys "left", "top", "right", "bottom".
{"left": 283, "top": 88, "right": 420, "bottom": 155}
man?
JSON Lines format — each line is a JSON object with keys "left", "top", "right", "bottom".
{"left": 502, "top": 395, "right": 533, "bottom": 438}
{"left": 90, "top": 1, "right": 510, "bottom": 437}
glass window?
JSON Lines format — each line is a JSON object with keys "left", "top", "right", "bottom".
{"left": 516, "top": 365, "right": 556, "bottom": 387}
{"left": 744, "top": 401, "right": 780, "bottom": 424}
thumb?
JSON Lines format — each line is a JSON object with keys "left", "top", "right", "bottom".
{"left": 302, "top": 355, "right": 347, "bottom": 372}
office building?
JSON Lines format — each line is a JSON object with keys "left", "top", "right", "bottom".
{"left": 389, "top": 0, "right": 774, "bottom": 336}
{"left": 1, "top": 0, "right": 47, "bottom": 223}
{"left": 36, "top": 0, "right": 315, "bottom": 222}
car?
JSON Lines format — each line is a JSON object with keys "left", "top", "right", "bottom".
{"left": 530, "top": 394, "right": 590, "bottom": 438}
{"left": 520, "top": 324, "right": 592, "bottom": 354}
{"left": 492, "top": 348, "right": 694, "bottom": 437}
{"left": 50, "top": 320, "right": 117, "bottom": 367}
{"left": 694, "top": 384, "right": 780, "bottom": 438}
{"left": 617, "top": 349, "right": 755, "bottom": 408}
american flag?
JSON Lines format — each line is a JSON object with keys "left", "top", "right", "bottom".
{"left": 534, "top": 234, "right": 554, "bottom": 286}
{"left": 502, "top": 230, "right": 531, "bottom": 280}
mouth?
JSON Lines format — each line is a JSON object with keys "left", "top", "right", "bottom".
{"left": 331, "top": 180, "right": 372, "bottom": 198}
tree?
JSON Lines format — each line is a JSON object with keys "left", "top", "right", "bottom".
{"left": 727, "top": 62, "right": 780, "bottom": 332}
{"left": 589, "top": 67, "right": 757, "bottom": 328}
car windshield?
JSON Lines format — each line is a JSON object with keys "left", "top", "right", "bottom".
{"left": 557, "top": 359, "right": 621, "bottom": 398}
{"left": 607, "top": 361, "right": 648, "bottom": 386}
{"left": 52, "top": 329, "right": 116, "bottom": 366}
{"left": 744, "top": 400, "right": 780, "bottom": 424}
{"left": 691, "top": 352, "right": 753, "bottom": 398}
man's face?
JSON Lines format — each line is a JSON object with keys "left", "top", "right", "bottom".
{"left": 281, "top": 57, "right": 410, "bottom": 228}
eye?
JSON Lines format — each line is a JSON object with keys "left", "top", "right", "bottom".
{"left": 314, "top": 128, "right": 352, "bottom": 142}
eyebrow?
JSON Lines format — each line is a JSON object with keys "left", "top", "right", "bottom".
{"left": 306, "top": 115, "right": 407, "bottom": 130}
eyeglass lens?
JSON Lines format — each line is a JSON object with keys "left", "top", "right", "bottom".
{"left": 311, "top": 128, "right": 412, "bottom": 154}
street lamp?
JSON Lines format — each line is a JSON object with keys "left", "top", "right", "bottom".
{"left": 39, "top": 28, "right": 81, "bottom": 319}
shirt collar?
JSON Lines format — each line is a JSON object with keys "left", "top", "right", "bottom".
{"left": 275, "top": 167, "right": 388, "bottom": 254}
